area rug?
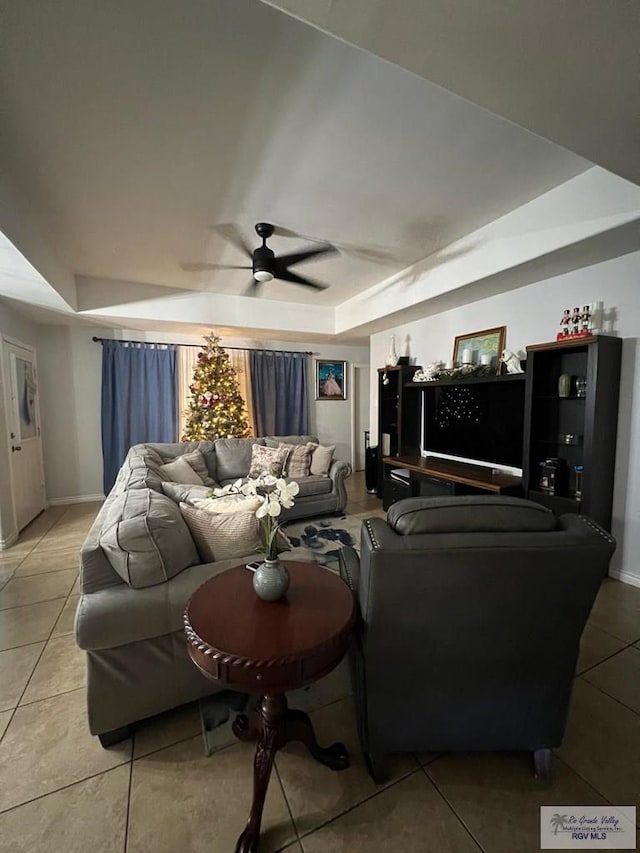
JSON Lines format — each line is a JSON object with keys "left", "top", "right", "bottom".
{"left": 281, "top": 513, "right": 363, "bottom": 569}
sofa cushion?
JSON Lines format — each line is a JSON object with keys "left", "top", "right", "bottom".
{"left": 99, "top": 489, "right": 199, "bottom": 588}
{"left": 248, "top": 444, "right": 289, "bottom": 478}
{"left": 265, "top": 435, "right": 318, "bottom": 448}
{"left": 159, "top": 456, "right": 204, "bottom": 485}
{"left": 161, "top": 482, "right": 212, "bottom": 504}
{"left": 290, "top": 475, "right": 333, "bottom": 498}
{"left": 279, "top": 442, "right": 314, "bottom": 477}
{"left": 388, "top": 496, "right": 557, "bottom": 536}
{"left": 309, "top": 443, "right": 335, "bottom": 476}
{"left": 180, "top": 502, "right": 261, "bottom": 562}
{"left": 214, "top": 437, "right": 264, "bottom": 481}
{"left": 191, "top": 494, "right": 262, "bottom": 515}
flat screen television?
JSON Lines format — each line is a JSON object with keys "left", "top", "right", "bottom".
{"left": 422, "top": 378, "right": 525, "bottom": 470}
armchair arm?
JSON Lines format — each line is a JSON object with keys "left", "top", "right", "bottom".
{"left": 328, "top": 459, "right": 352, "bottom": 512}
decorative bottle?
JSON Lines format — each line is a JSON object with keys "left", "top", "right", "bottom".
{"left": 385, "top": 334, "right": 399, "bottom": 367}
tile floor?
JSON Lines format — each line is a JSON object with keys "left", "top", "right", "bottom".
{"left": 0, "top": 473, "right": 638, "bottom": 852}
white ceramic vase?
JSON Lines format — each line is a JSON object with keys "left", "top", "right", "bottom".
{"left": 386, "top": 334, "right": 399, "bottom": 367}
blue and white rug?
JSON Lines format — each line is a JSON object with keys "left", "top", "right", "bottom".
{"left": 281, "top": 513, "right": 362, "bottom": 569}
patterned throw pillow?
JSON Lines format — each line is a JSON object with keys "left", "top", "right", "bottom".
{"left": 309, "top": 444, "right": 336, "bottom": 476}
{"left": 248, "top": 444, "right": 289, "bottom": 479}
{"left": 179, "top": 503, "right": 261, "bottom": 563}
{"left": 278, "top": 442, "right": 314, "bottom": 478}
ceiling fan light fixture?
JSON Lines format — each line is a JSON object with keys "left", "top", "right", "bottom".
{"left": 254, "top": 269, "right": 274, "bottom": 282}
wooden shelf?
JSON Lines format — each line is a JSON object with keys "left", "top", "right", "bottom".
{"left": 404, "top": 373, "right": 525, "bottom": 389}
{"left": 526, "top": 335, "right": 598, "bottom": 352}
{"left": 382, "top": 455, "right": 521, "bottom": 494}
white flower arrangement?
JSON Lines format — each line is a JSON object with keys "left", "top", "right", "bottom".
{"left": 213, "top": 474, "right": 299, "bottom": 560}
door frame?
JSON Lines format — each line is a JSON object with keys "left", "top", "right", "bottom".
{"left": 1, "top": 334, "right": 46, "bottom": 539}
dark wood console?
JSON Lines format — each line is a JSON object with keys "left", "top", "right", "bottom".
{"left": 382, "top": 455, "right": 522, "bottom": 509}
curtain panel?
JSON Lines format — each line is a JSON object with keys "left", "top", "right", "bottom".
{"left": 249, "top": 350, "right": 310, "bottom": 436}
{"left": 101, "top": 340, "right": 177, "bottom": 494}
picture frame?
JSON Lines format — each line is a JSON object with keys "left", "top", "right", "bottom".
{"left": 316, "top": 360, "right": 347, "bottom": 400}
{"left": 452, "top": 326, "right": 506, "bottom": 375}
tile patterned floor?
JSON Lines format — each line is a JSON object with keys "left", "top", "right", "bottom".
{"left": 0, "top": 474, "right": 638, "bottom": 852}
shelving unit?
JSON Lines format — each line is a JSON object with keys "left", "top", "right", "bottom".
{"left": 376, "top": 365, "right": 421, "bottom": 498}
{"left": 522, "top": 335, "right": 622, "bottom": 530}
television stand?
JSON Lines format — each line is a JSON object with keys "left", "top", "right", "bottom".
{"left": 381, "top": 455, "right": 522, "bottom": 510}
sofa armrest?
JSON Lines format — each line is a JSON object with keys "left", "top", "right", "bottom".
{"left": 328, "top": 459, "right": 352, "bottom": 512}
{"left": 338, "top": 545, "right": 360, "bottom": 592}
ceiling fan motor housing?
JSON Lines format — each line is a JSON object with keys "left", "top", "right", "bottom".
{"left": 253, "top": 245, "right": 275, "bottom": 278}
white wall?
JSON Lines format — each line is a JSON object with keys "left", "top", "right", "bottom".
{"left": 370, "top": 250, "right": 640, "bottom": 585}
{"left": 0, "top": 301, "right": 39, "bottom": 544}
{"left": 36, "top": 327, "right": 368, "bottom": 501}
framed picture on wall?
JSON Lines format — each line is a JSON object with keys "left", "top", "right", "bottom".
{"left": 316, "top": 360, "right": 347, "bottom": 400}
{"left": 453, "top": 326, "right": 506, "bottom": 375}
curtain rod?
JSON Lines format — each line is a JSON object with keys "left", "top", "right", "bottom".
{"left": 91, "top": 336, "right": 313, "bottom": 355}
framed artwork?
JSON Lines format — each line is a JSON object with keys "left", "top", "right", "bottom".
{"left": 316, "top": 360, "right": 347, "bottom": 400}
{"left": 453, "top": 326, "right": 506, "bottom": 375}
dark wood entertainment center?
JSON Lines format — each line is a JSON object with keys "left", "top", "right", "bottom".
{"left": 377, "top": 335, "right": 622, "bottom": 530}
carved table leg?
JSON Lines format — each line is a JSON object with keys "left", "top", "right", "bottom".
{"left": 282, "top": 708, "right": 349, "bottom": 770}
{"left": 235, "top": 695, "right": 285, "bottom": 853}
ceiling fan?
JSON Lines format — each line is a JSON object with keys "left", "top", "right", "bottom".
{"left": 182, "top": 222, "right": 337, "bottom": 292}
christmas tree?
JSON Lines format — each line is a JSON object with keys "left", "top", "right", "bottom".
{"left": 181, "top": 333, "right": 251, "bottom": 441}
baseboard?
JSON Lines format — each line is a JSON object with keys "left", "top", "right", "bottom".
{"left": 48, "top": 494, "right": 105, "bottom": 506}
{"left": 609, "top": 567, "right": 640, "bottom": 589}
{"left": 0, "top": 529, "right": 19, "bottom": 550}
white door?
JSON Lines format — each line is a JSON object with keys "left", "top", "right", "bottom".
{"left": 351, "top": 364, "right": 370, "bottom": 471}
{"left": 3, "top": 339, "right": 46, "bottom": 531}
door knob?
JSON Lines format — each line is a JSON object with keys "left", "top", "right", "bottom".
{"left": 11, "top": 445, "right": 22, "bottom": 452}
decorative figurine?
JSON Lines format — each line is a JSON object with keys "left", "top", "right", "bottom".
{"left": 560, "top": 309, "right": 571, "bottom": 336}
{"left": 385, "top": 334, "right": 399, "bottom": 367}
{"left": 413, "top": 361, "right": 444, "bottom": 382}
{"left": 581, "top": 305, "right": 591, "bottom": 333}
{"left": 570, "top": 307, "right": 581, "bottom": 336}
{"left": 500, "top": 349, "right": 524, "bottom": 374}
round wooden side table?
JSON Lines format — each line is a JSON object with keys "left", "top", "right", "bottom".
{"left": 184, "top": 560, "right": 356, "bottom": 853}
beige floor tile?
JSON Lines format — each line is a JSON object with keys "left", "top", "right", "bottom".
{"left": 14, "top": 547, "right": 80, "bottom": 577}
{"left": 557, "top": 678, "right": 640, "bottom": 810}
{"left": 0, "top": 643, "right": 44, "bottom": 711}
{"left": 0, "top": 567, "right": 17, "bottom": 592}
{"left": 20, "top": 635, "right": 86, "bottom": 706}
{"left": 0, "top": 570, "right": 76, "bottom": 610}
{"left": 35, "top": 532, "right": 87, "bottom": 553}
{"left": 133, "top": 701, "right": 202, "bottom": 759}
{"left": 128, "top": 736, "right": 296, "bottom": 853}
{"left": 0, "top": 764, "right": 129, "bottom": 853}
{"left": 0, "top": 599, "right": 64, "bottom": 652}
{"left": 0, "top": 711, "right": 11, "bottom": 741}
{"left": 16, "top": 507, "right": 66, "bottom": 545}
{"left": 426, "top": 752, "right": 608, "bottom": 853}
{"left": 576, "top": 623, "right": 627, "bottom": 674}
{"left": 276, "top": 697, "right": 418, "bottom": 837}
{"left": 588, "top": 578, "right": 640, "bottom": 643}
{"left": 71, "top": 575, "right": 80, "bottom": 595}
{"left": 583, "top": 645, "right": 640, "bottom": 715}
{"left": 51, "top": 594, "right": 80, "bottom": 638}
{"left": 0, "top": 688, "right": 131, "bottom": 812}
{"left": 301, "top": 769, "right": 480, "bottom": 853}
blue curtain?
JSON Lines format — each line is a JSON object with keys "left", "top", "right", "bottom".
{"left": 101, "top": 340, "right": 177, "bottom": 494}
{"left": 249, "top": 350, "right": 310, "bottom": 436}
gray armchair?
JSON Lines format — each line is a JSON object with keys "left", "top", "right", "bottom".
{"left": 338, "top": 496, "right": 615, "bottom": 783}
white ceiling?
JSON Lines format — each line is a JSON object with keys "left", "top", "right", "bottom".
{"left": 0, "top": 0, "right": 629, "bottom": 341}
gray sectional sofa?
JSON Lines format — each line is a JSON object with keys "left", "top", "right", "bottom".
{"left": 76, "top": 436, "right": 351, "bottom": 745}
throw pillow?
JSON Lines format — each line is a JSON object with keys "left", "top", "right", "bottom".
{"left": 309, "top": 444, "right": 336, "bottom": 476}
{"left": 191, "top": 494, "right": 262, "bottom": 515}
{"left": 158, "top": 456, "right": 204, "bottom": 485}
{"left": 179, "top": 503, "right": 261, "bottom": 563}
{"left": 248, "top": 444, "right": 289, "bottom": 479}
{"left": 180, "top": 450, "right": 217, "bottom": 486}
{"left": 161, "top": 482, "right": 212, "bottom": 505}
{"left": 278, "top": 442, "right": 314, "bottom": 478}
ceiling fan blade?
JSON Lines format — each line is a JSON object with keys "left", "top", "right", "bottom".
{"left": 211, "top": 223, "right": 253, "bottom": 259}
{"left": 274, "top": 244, "right": 337, "bottom": 272}
{"left": 180, "top": 262, "right": 252, "bottom": 272}
{"left": 276, "top": 270, "right": 329, "bottom": 290}
{"left": 243, "top": 277, "right": 260, "bottom": 296}
{"left": 272, "top": 225, "right": 402, "bottom": 264}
